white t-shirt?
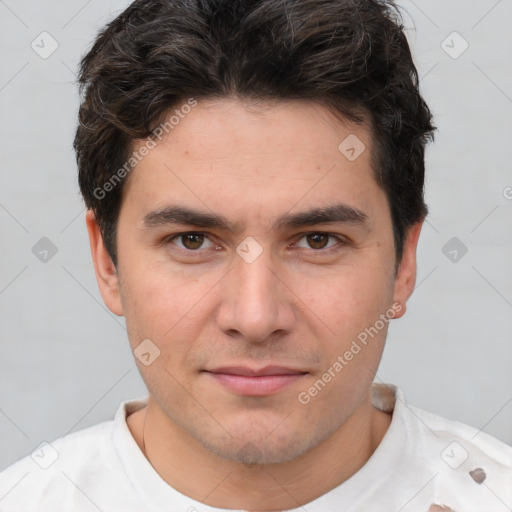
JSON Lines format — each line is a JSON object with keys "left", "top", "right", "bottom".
{"left": 1, "top": 383, "right": 511, "bottom": 511}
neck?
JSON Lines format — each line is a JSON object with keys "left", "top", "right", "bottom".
{"left": 127, "top": 394, "right": 392, "bottom": 510}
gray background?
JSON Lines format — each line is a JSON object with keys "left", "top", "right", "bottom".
{"left": 0, "top": 0, "right": 511, "bottom": 471}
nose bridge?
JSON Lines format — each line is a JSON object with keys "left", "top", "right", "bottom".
{"left": 217, "top": 240, "right": 294, "bottom": 342}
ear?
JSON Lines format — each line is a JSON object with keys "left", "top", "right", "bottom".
{"left": 85, "top": 210, "right": 124, "bottom": 316}
{"left": 392, "top": 220, "right": 423, "bottom": 319}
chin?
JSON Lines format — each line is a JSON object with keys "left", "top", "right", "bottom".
{"left": 196, "top": 425, "right": 324, "bottom": 466}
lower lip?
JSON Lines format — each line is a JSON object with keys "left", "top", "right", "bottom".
{"left": 206, "top": 372, "right": 306, "bottom": 396}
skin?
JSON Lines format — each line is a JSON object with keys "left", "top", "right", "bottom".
{"left": 86, "top": 98, "right": 423, "bottom": 511}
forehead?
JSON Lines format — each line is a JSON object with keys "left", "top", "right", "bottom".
{"left": 122, "top": 98, "right": 384, "bottom": 224}
{"left": 143, "top": 98, "right": 373, "bottom": 164}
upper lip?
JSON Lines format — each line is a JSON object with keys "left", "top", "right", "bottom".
{"left": 205, "top": 365, "right": 307, "bottom": 376}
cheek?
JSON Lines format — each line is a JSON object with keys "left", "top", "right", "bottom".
{"left": 295, "top": 269, "right": 394, "bottom": 408}
{"left": 119, "top": 270, "right": 204, "bottom": 391}
{"left": 118, "top": 259, "right": 215, "bottom": 349}
{"left": 290, "top": 261, "right": 394, "bottom": 338}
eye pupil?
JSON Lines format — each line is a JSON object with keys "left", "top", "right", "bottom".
{"left": 182, "top": 233, "right": 204, "bottom": 250}
{"left": 307, "top": 233, "right": 329, "bottom": 249}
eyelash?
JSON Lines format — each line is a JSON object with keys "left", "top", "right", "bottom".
{"left": 164, "top": 231, "right": 348, "bottom": 256}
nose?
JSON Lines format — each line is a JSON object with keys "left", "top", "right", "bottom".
{"left": 216, "top": 245, "right": 296, "bottom": 343}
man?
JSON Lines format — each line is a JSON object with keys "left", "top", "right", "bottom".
{"left": 1, "top": 0, "right": 511, "bottom": 510}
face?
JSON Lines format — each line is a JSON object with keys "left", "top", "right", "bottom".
{"left": 89, "top": 98, "right": 420, "bottom": 465}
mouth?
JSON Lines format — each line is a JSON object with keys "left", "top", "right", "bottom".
{"left": 203, "top": 365, "right": 308, "bottom": 396}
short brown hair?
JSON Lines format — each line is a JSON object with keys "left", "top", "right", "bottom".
{"left": 74, "top": 0, "right": 435, "bottom": 266}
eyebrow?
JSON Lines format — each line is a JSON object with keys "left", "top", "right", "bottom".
{"left": 142, "top": 203, "right": 369, "bottom": 232}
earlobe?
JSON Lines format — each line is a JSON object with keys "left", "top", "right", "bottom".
{"left": 85, "top": 210, "right": 124, "bottom": 316}
{"left": 392, "top": 220, "right": 424, "bottom": 319}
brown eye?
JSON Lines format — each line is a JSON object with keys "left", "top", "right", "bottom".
{"left": 293, "top": 232, "right": 344, "bottom": 252}
{"left": 165, "top": 232, "right": 220, "bottom": 255}
{"left": 172, "top": 232, "right": 209, "bottom": 250}
{"left": 306, "top": 233, "right": 329, "bottom": 249}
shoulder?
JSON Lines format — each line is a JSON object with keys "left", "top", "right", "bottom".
{"left": 371, "top": 384, "right": 512, "bottom": 510}
{"left": 0, "top": 420, "right": 112, "bottom": 510}
{"left": 405, "top": 401, "right": 512, "bottom": 510}
{"left": 411, "top": 403, "right": 512, "bottom": 466}
{"left": 0, "top": 399, "right": 146, "bottom": 512}
{"left": 378, "top": 384, "right": 512, "bottom": 470}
